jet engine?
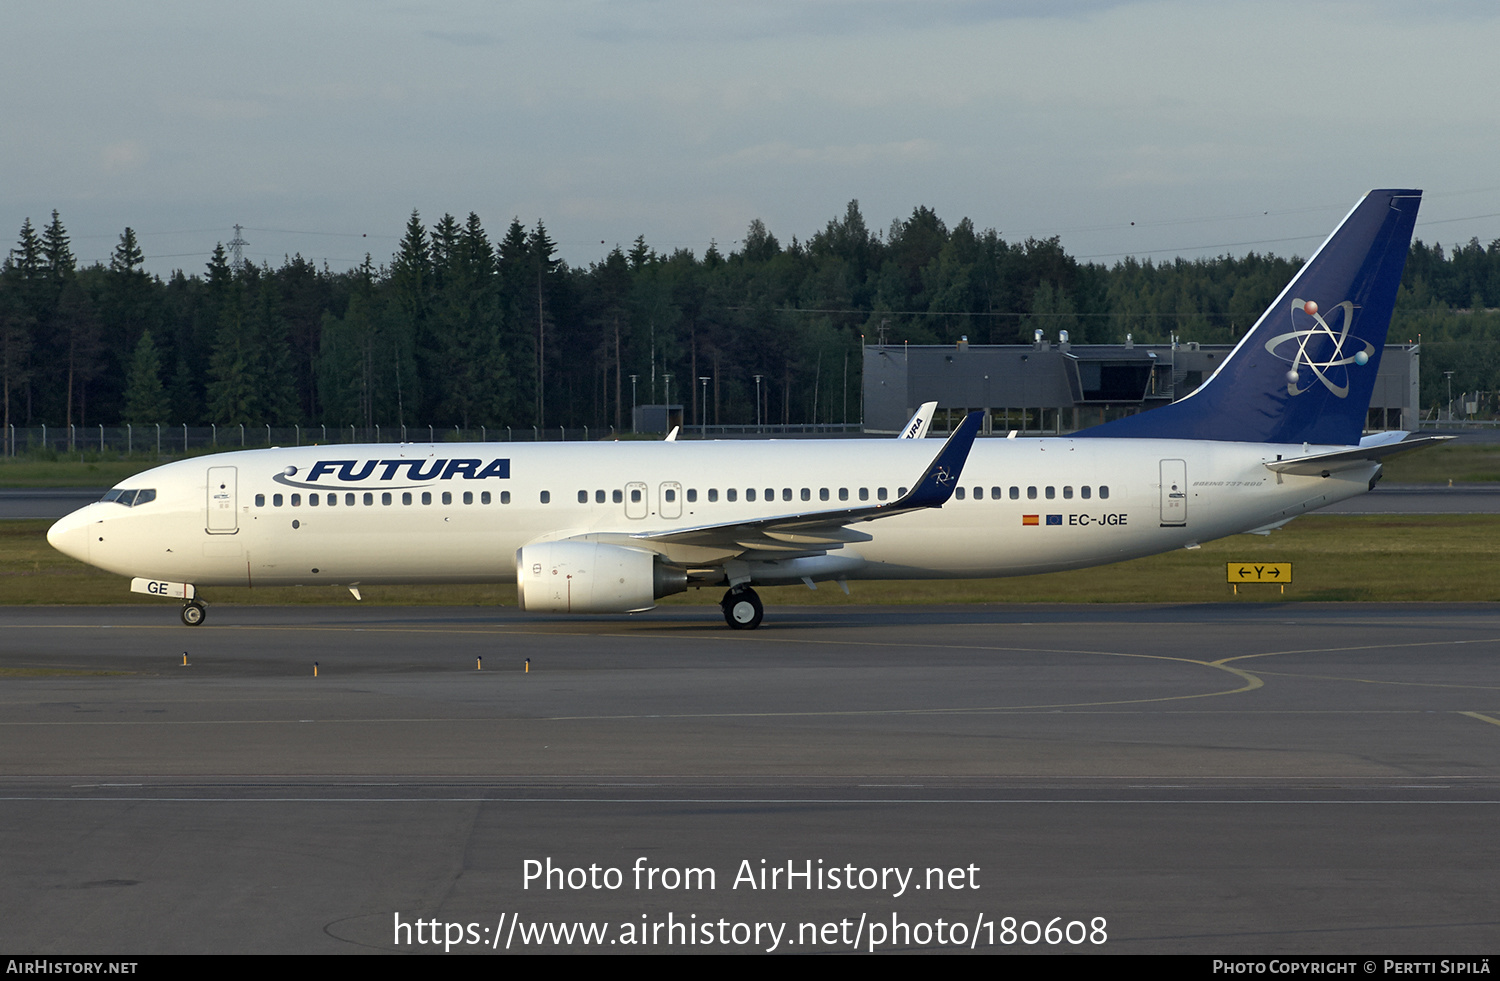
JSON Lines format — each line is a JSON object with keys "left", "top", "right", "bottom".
{"left": 516, "top": 541, "right": 687, "bottom": 613}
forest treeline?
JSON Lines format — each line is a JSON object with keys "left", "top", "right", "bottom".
{"left": 3, "top": 201, "right": 1499, "bottom": 433}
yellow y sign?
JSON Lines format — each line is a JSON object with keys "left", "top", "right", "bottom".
{"left": 1227, "top": 563, "right": 1293, "bottom": 583}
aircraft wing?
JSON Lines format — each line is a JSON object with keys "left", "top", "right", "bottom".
{"left": 626, "top": 411, "right": 983, "bottom": 557}
{"left": 1263, "top": 434, "right": 1452, "bottom": 476}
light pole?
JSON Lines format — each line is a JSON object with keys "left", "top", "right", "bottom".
{"left": 754, "top": 374, "right": 763, "bottom": 431}
{"left": 629, "top": 374, "right": 638, "bottom": 433}
{"left": 1446, "top": 370, "right": 1455, "bottom": 421}
{"left": 699, "top": 377, "right": 710, "bottom": 437}
{"left": 664, "top": 374, "right": 673, "bottom": 430}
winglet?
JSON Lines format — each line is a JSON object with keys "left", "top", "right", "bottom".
{"left": 897, "top": 410, "right": 984, "bottom": 508}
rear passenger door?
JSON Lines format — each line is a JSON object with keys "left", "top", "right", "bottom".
{"left": 1159, "top": 459, "right": 1187, "bottom": 526}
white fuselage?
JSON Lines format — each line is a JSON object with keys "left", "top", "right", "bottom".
{"left": 47, "top": 436, "right": 1375, "bottom": 593}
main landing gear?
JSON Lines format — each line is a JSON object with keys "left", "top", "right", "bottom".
{"left": 721, "top": 586, "right": 763, "bottom": 630}
{"left": 180, "top": 600, "right": 207, "bottom": 627}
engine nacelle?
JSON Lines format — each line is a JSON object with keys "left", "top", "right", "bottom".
{"left": 516, "top": 541, "right": 687, "bottom": 614}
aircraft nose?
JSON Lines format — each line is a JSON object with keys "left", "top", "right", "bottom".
{"left": 47, "top": 506, "right": 94, "bottom": 564}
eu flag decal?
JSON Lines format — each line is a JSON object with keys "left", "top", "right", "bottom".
{"left": 1046, "top": 514, "right": 1063, "bottom": 525}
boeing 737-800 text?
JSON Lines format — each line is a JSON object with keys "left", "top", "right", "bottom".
{"left": 48, "top": 189, "right": 1440, "bottom": 628}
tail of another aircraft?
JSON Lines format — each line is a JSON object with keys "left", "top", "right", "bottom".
{"left": 1077, "top": 189, "right": 1421, "bottom": 445}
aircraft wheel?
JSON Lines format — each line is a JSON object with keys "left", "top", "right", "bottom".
{"left": 722, "top": 587, "right": 763, "bottom": 630}
{"left": 181, "top": 601, "right": 206, "bottom": 627}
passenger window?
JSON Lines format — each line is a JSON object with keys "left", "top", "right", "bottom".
{"left": 613, "top": 489, "right": 623, "bottom": 504}
{"left": 728, "top": 488, "right": 738, "bottom": 502}
{"left": 630, "top": 488, "right": 642, "bottom": 503}
{"left": 1100, "top": 486, "right": 1110, "bottom": 500}
{"left": 1063, "top": 486, "right": 1073, "bottom": 500}
{"left": 1045, "top": 487, "right": 1055, "bottom": 500}
{"left": 595, "top": 490, "right": 606, "bottom": 503}
{"left": 708, "top": 489, "right": 719, "bottom": 502}
{"left": 973, "top": 487, "right": 984, "bottom": 500}
{"left": 744, "top": 489, "right": 754, "bottom": 502}
{"left": 665, "top": 488, "right": 676, "bottom": 503}
{"left": 540, "top": 491, "right": 551, "bottom": 504}
{"left": 255, "top": 494, "right": 265, "bottom": 507}
{"left": 839, "top": 488, "right": 848, "bottom": 501}
{"left": 877, "top": 488, "right": 888, "bottom": 501}
{"left": 801, "top": 488, "right": 810, "bottom": 502}
{"left": 859, "top": 488, "right": 869, "bottom": 501}
{"left": 765, "top": 488, "right": 774, "bottom": 501}
{"left": 499, "top": 491, "right": 508, "bottom": 504}
{"left": 442, "top": 491, "right": 452, "bottom": 505}
{"left": 819, "top": 488, "right": 829, "bottom": 501}
{"left": 381, "top": 492, "right": 392, "bottom": 505}
{"left": 1027, "top": 487, "right": 1037, "bottom": 499}
{"left": 345, "top": 493, "right": 355, "bottom": 506}
{"left": 364, "top": 492, "right": 374, "bottom": 506}
{"left": 899, "top": 487, "right": 908, "bottom": 496}
{"left": 326, "top": 493, "right": 336, "bottom": 507}
{"left": 955, "top": 487, "right": 966, "bottom": 500}
{"left": 402, "top": 492, "right": 412, "bottom": 505}
{"left": 291, "top": 494, "right": 302, "bottom": 507}
{"left": 463, "top": 491, "right": 473, "bottom": 505}
{"left": 578, "top": 490, "right": 588, "bottom": 504}
{"left": 687, "top": 489, "right": 697, "bottom": 503}
{"left": 783, "top": 489, "right": 792, "bottom": 502}
{"left": 309, "top": 494, "right": 320, "bottom": 506}
{"left": 1010, "top": 486, "right": 1020, "bottom": 500}
{"left": 1081, "top": 486, "right": 1091, "bottom": 500}
{"left": 421, "top": 492, "right": 432, "bottom": 505}
{"left": 273, "top": 494, "right": 284, "bottom": 507}
{"left": 992, "top": 487, "right": 1002, "bottom": 499}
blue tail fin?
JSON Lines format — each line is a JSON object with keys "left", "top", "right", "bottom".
{"left": 1077, "top": 189, "right": 1421, "bottom": 445}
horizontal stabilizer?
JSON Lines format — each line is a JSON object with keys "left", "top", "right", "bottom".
{"left": 1264, "top": 435, "right": 1452, "bottom": 476}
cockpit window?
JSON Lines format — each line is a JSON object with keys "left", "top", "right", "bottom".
{"left": 101, "top": 488, "right": 155, "bottom": 507}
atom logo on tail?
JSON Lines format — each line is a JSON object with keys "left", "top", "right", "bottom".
{"left": 1263, "top": 298, "right": 1372, "bottom": 398}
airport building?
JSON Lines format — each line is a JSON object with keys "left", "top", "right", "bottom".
{"left": 862, "top": 335, "right": 1420, "bottom": 435}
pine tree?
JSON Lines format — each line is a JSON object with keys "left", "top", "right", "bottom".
{"left": 391, "top": 210, "right": 431, "bottom": 323}
{"left": 110, "top": 227, "right": 144, "bottom": 274}
{"left": 6, "top": 220, "right": 45, "bottom": 328}
{"left": 528, "top": 221, "right": 559, "bottom": 427}
{"left": 42, "top": 211, "right": 75, "bottom": 285}
{"left": 0, "top": 286, "right": 33, "bottom": 437}
{"left": 205, "top": 253, "right": 258, "bottom": 426}
{"left": 629, "top": 235, "right": 652, "bottom": 270}
{"left": 122, "top": 329, "right": 170, "bottom": 423}
{"left": 8, "top": 219, "right": 42, "bottom": 277}
{"left": 55, "top": 281, "right": 103, "bottom": 427}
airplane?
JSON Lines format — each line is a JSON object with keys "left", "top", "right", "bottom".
{"left": 48, "top": 189, "right": 1442, "bottom": 629}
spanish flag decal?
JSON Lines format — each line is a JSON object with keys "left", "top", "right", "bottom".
{"left": 1022, "top": 514, "right": 1039, "bottom": 526}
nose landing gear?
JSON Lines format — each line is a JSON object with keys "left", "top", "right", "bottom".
{"left": 721, "top": 586, "right": 763, "bottom": 630}
{"left": 180, "top": 600, "right": 207, "bottom": 627}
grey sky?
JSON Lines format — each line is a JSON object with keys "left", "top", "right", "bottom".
{"left": 5, "top": 0, "right": 1499, "bottom": 276}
